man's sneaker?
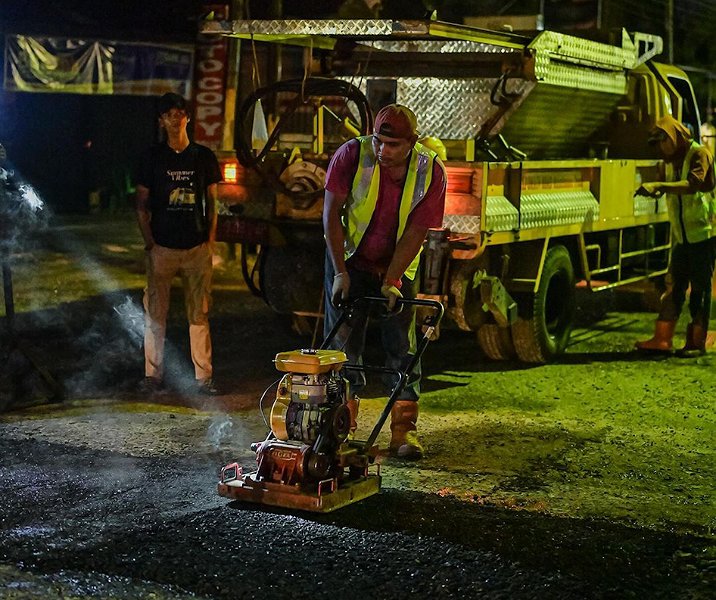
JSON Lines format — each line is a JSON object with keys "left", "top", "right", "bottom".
{"left": 138, "top": 377, "right": 162, "bottom": 396}
{"left": 197, "top": 378, "right": 220, "bottom": 396}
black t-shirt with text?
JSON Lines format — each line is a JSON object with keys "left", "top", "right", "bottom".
{"left": 137, "top": 142, "right": 222, "bottom": 249}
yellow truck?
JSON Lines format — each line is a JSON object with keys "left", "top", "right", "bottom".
{"left": 201, "top": 18, "right": 702, "bottom": 362}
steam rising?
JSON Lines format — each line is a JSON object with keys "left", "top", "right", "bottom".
{"left": 207, "top": 415, "right": 234, "bottom": 449}
{"left": 18, "top": 183, "right": 44, "bottom": 212}
{"left": 63, "top": 294, "right": 146, "bottom": 396}
{"left": 113, "top": 296, "right": 145, "bottom": 348}
{"left": 1, "top": 166, "right": 50, "bottom": 257}
{"left": 2, "top": 162, "right": 240, "bottom": 453}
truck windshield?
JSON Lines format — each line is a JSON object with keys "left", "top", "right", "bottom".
{"left": 667, "top": 75, "right": 700, "bottom": 141}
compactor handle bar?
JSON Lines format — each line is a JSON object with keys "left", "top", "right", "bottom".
{"left": 320, "top": 296, "right": 444, "bottom": 451}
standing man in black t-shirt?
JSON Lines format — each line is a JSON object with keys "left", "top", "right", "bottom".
{"left": 135, "top": 93, "right": 222, "bottom": 395}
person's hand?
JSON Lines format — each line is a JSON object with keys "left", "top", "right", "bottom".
{"left": 331, "top": 272, "right": 350, "bottom": 307}
{"left": 635, "top": 182, "right": 662, "bottom": 198}
{"left": 380, "top": 282, "right": 403, "bottom": 311}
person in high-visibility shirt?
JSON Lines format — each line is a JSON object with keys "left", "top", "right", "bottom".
{"left": 700, "top": 108, "right": 716, "bottom": 157}
{"left": 635, "top": 115, "right": 716, "bottom": 357}
{"left": 323, "top": 104, "right": 446, "bottom": 459}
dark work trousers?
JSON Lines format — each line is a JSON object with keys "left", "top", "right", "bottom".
{"left": 658, "top": 238, "right": 716, "bottom": 328}
{"left": 323, "top": 252, "right": 420, "bottom": 402}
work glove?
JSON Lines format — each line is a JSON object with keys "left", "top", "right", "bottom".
{"left": 380, "top": 282, "right": 403, "bottom": 312}
{"left": 331, "top": 271, "right": 350, "bottom": 307}
{"left": 635, "top": 182, "right": 662, "bottom": 198}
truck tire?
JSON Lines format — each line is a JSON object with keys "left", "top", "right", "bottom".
{"left": 260, "top": 245, "right": 324, "bottom": 315}
{"left": 477, "top": 324, "right": 516, "bottom": 360}
{"left": 511, "top": 245, "right": 576, "bottom": 363}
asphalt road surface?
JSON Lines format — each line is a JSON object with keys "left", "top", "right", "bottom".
{"left": 0, "top": 429, "right": 711, "bottom": 599}
{"left": 0, "top": 216, "right": 714, "bottom": 598}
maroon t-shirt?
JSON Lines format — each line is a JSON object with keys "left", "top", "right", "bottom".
{"left": 325, "top": 139, "right": 446, "bottom": 274}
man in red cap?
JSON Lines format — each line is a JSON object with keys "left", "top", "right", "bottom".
{"left": 322, "top": 104, "right": 446, "bottom": 459}
{"left": 635, "top": 115, "right": 716, "bottom": 356}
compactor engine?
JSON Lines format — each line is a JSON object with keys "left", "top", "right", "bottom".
{"left": 256, "top": 349, "right": 351, "bottom": 484}
{"left": 218, "top": 346, "right": 382, "bottom": 512}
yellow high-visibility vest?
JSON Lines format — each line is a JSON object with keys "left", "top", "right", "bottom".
{"left": 666, "top": 141, "right": 714, "bottom": 244}
{"left": 342, "top": 136, "right": 440, "bottom": 280}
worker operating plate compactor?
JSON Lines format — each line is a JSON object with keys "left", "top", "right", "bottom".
{"left": 218, "top": 297, "right": 443, "bottom": 513}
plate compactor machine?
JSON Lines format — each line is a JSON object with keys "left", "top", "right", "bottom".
{"left": 218, "top": 297, "right": 443, "bottom": 512}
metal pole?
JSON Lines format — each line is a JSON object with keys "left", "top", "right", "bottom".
{"left": 1, "top": 259, "right": 64, "bottom": 405}
{"left": 223, "top": 0, "right": 243, "bottom": 152}
{"left": 2, "top": 262, "right": 14, "bottom": 337}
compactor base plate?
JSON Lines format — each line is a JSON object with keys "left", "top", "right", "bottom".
{"left": 218, "top": 472, "right": 381, "bottom": 513}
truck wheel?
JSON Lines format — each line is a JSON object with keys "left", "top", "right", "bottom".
{"left": 477, "top": 324, "right": 516, "bottom": 360}
{"left": 511, "top": 245, "right": 576, "bottom": 363}
{"left": 260, "top": 245, "right": 324, "bottom": 315}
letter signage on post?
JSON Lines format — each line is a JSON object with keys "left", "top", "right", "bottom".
{"left": 193, "top": 3, "right": 229, "bottom": 150}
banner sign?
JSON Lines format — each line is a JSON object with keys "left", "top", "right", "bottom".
{"left": 192, "top": 4, "right": 230, "bottom": 150}
{"left": 4, "top": 35, "right": 194, "bottom": 96}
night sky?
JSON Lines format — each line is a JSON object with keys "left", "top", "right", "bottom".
{"left": 0, "top": 1, "right": 208, "bottom": 211}
{"left": 0, "top": 0, "right": 356, "bottom": 211}
{"left": 0, "top": 0, "right": 713, "bottom": 211}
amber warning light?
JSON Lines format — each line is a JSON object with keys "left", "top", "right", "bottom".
{"left": 223, "top": 161, "right": 238, "bottom": 184}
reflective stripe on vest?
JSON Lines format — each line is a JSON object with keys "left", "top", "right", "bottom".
{"left": 666, "top": 141, "right": 713, "bottom": 244}
{"left": 342, "top": 136, "right": 438, "bottom": 280}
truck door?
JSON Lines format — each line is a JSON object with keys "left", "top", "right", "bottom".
{"left": 666, "top": 75, "right": 701, "bottom": 141}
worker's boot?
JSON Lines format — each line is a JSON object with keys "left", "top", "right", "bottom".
{"left": 346, "top": 397, "right": 359, "bottom": 439}
{"left": 676, "top": 323, "right": 707, "bottom": 358}
{"left": 706, "top": 330, "right": 716, "bottom": 350}
{"left": 634, "top": 320, "right": 676, "bottom": 353}
{"left": 389, "top": 400, "right": 423, "bottom": 460}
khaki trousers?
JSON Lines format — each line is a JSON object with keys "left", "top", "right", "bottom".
{"left": 143, "top": 243, "right": 213, "bottom": 381}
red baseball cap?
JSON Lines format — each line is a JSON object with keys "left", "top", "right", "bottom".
{"left": 373, "top": 104, "right": 418, "bottom": 140}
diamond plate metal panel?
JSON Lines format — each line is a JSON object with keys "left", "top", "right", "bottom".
{"left": 484, "top": 195, "right": 519, "bottom": 232}
{"left": 344, "top": 76, "right": 519, "bottom": 139}
{"left": 533, "top": 58, "right": 627, "bottom": 94}
{"left": 443, "top": 214, "right": 481, "bottom": 234}
{"left": 397, "top": 78, "right": 498, "bottom": 138}
{"left": 530, "top": 31, "right": 632, "bottom": 94}
{"left": 225, "top": 19, "right": 397, "bottom": 36}
{"left": 233, "top": 19, "right": 635, "bottom": 153}
{"left": 398, "top": 78, "right": 530, "bottom": 139}
{"left": 344, "top": 70, "right": 617, "bottom": 156}
{"left": 531, "top": 31, "right": 637, "bottom": 69}
{"left": 363, "top": 40, "right": 517, "bottom": 54}
{"left": 633, "top": 194, "right": 668, "bottom": 216}
{"left": 520, "top": 191, "right": 599, "bottom": 229}
{"left": 657, "top": 196, "right": 667, "bottom": 214}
